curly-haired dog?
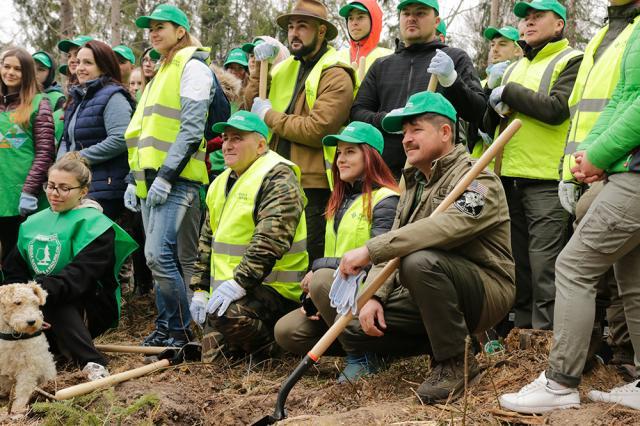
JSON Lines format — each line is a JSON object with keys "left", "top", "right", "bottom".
{"left": 0, "top": 283, "right": 56, "bottom": 414}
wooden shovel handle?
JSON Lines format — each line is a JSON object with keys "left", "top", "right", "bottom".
{"left": 54, "top": 359, "right": 170, "bottom": 400}
{"left": 95, "top": 344, "right": 178, "bottom": 355}
{"left": 357, "top": 56, "right": 366, "bottom": 81}
{"left": 427, "top": 73, "right": 438, "bottom": 92}
{"left": 259, "top": 61, "right": 269, "bottom": 99}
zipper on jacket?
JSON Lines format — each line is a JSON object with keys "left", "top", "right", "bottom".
{"left": 407, "top": 58, "right": 414, "bottom": 100}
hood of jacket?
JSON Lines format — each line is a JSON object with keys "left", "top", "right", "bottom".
{"left": 346, "top": 0, "right": 385, "bottom": 63}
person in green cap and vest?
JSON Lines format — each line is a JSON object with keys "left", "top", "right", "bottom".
{"left": 141, "top": 47, "right": 160, "bottom": 81}
{"left": 223, "top": 47, "right": 249, "bottom": 84}
{"left": 125, "top": 3, "right": 215, "bottom": 347}
{"left": 500, "top": 19, "right": 640, "bottom": 412}
{"left": 2, "top": 152, "right": 137, "bottom": 381}
{"left": 188, "top": 111, "right": 308, "bottom": 360}
{"left": 275, "top": 121, "right": 399, "bottom": 383}
{"left": 482, "top": 0, "right": 583, "bottom": 331}
{"left": 57, "top": 35, "right": 94, "bottom": 90}
{"left": 245, "top": 0, "right": 357, "bottom": 267}
{"left": 113, "top": 45, "right": 135, "bottom": 85}
{"left": 336, "top": 91, "right": 514, "bottom": 403}
{"left": 242, "top": 36, "right": 290, "bottom": 77}
{"left": 32, "top": 50, "right": 66, "bottom": 145}
{"left": 436, "top": 19, "right": 446, "bottom": 42}
{"left": 336, "top": 0, "right": 392, "bottom": 80}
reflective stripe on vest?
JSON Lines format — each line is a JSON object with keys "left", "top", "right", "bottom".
{"left": 560, "top": 18, "right": 640, "bottom": 181}
{"left": 125, "top": 46, "right": 209, "bottom": 198}
{"left": 269, "top": 47, "right": 358, "bottom": 188}
{"left": 494, "top": 40, "right": 582, "bottom": 180}
{"left": 324, "top": 187, "right": 398, "bottom": 258}
{"left": 206, "top": 151, "right": 308, "bottom": 302}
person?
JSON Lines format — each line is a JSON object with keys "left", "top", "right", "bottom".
{"left": 125, "top": 3, "right": 215, "bottom": 347}
{"left": 2, "top": 152, "right": 137, "bottom": 381}
{"left": 0, "top": 48, "right": 55, "bottom": 262}
{"left": 32, "top": 50, "right": 65, "bottom": 145}
{"left": 350, "top": 0, "right": 486, "bottom": 178}
{"left": 141, "top": 47, "right": 160, "bottom": 81}
{"left": 482, "top": 0, "right": 583, "bottom": 330}
{"left": 223, "top": 47, "right": 249, "bottom": 85}
{"left": 56, "top": 40, "right": 135, "bottom": 221}
{"left": 245, "top": 0, "right": 357, "bottom": 266}
{"left": 336, "top": 0, "right": 392, "bottom": 78}
{"left": 189, "top": 111, "right": 307, "bottom": 359}
{"left": 129, "top": 66, "right": 145, "bottom": 100}
{"left": 274, "top": 121, "right": 399, "bottom": 382}
{"left": 335, "top": 91, "right": 514, "bottom": 403}
{"left": 499, "top": 23, "right": 640, "bottom": 413}
{"left": 242, "top": 36, "right": 290, "bottom": 78}
{"left": 436, "top": 19, "right": 446, "bottom": 42}
{"left": 113, "top": 44, "right": 136, "bottom": 85}
{"left": 57, "top": 35, "right": 94, "bottom": 91}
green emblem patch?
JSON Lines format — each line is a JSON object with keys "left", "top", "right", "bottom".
{"left": 27, "top": 234, "right": 62, "bottom": 275}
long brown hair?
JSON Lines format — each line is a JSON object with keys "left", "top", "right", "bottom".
{"left": 80, "top": 40, "right": 125, "bottom": 87}
{"left": 0, "top": 47, "right": 39, "bottom": 127}
{"left": 326, "top": 144, "right": 398, "bottom": 222}
{"left": 160, "top": 23, "right": 195, "bottom": 66}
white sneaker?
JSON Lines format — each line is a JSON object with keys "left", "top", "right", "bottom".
{"left": 588, "top": 380, "right": 640, "bottom": 410}
{"left": 499, "top": 371, "right": 581, "bottom": 414}
{"left": 82, "top": 362, "right": 110, "bottom": 381}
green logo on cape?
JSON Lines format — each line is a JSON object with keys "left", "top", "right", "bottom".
{"left": 28, "top": 234, "right": 62, "bottom": 275}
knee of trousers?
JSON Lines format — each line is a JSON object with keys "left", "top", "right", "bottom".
{"left": 399, "top": 249, "right": 444, "bottom": 291}
{"left": 274, "top": 313, "right": 310, "bottom": 356}
{"left": 144, "top": 244, "right": 177, "bottom": 273}
{"left": 309, "top": 269, "right": 334, "bottom": 307}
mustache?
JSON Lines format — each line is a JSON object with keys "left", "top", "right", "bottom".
{"left": 290, "top": 38, "right": 303, "bottom": 44}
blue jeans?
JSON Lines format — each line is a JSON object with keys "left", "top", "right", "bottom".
{"left": 141, "top": 181, "right": 200, "bottom": 333}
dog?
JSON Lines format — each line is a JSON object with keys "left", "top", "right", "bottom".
{"left": 0, "top": 282, "right": 56, "bottom": 415}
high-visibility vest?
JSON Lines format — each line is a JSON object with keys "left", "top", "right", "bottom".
{"left": 560, "top": 18, "right": 640, "bottom": 181}
{"left": 324, "top": 187, "right": 398, "bottom": 258}
{"left": 125, "top": 46, "right": 209, "bottom": 198}
{"left": 269, "top": 47, "right": 357, "bottom": 187}
{"left": 491, "top": 39, "right": 581, "bottom": 180}
{"left": 206, "top": 151, "right": 308, "bottom": 302}
{"left": 336, "top": 46, "right": 392, "bottom": 85}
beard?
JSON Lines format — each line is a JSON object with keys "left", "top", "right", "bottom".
{"left": 289, "top": 33, "right": 319, "bottom": 58}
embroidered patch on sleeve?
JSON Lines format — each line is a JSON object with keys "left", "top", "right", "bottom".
{"left": 454, "top": 180, "right": 487, "bottom": 217}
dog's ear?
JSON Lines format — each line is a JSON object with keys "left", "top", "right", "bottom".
{"left": 28, "top": 282, "right": 47, "bottom": 306}
{"left": 0, "top": 286, "right": 14, "bottom": 306}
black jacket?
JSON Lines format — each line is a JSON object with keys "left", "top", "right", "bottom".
{"left": 351, "top": 39, "right": 486, "bottom": 176}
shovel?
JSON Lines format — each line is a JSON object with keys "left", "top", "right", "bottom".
{"left": 54, "top": 342, "right": 202, "bottom": 400}
{"left": 251, "top": 119, "right": 523, "bottom": 426}
{"left": 95, "top": 344, "right": 178, "bottom": 355}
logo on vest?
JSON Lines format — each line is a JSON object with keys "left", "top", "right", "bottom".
{"left": 27, "top": 234, "right": 62, "bottom": 275}
{"left": 0, "top": 124, "right": 28, "bottom": 149}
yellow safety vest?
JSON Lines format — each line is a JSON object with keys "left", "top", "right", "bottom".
{"left": 490, "top": 39, "right": 582, "bottom": 180}
{"left": 206, "top": 151, "right": 308, "bottom": 302}
{"left": 336, "top": 46, "right": 393, "bottom": 85}
{"left": 269, "top": 47, "right": 357, "bottom": 187}
{"left": 324, "top": 187, "right": 398, "bottom": 258}
{"left": 125, "top": 46, "right": 209, "bottom": 198}
{"left": 560, "top": 18, "right": 640, "bottom": 181}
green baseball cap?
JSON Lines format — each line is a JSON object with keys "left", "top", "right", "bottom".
{"left": 57, "top": 35, "right": 94, "bottom": 53}
{"left": 397, "top": 0, "right": 439, "bottom": 14}
{"left": 514, "top": 0, "right": 566, "bottom": 22}
{"left": 322, "top": 121, "right": 384, "bottom": 155}
{"left": 436, "top": 20, "right": 447, "bottom": 36}
{"left": 136, "top": 3, "right": 191, "bottom": 32}
{"left": 382, "top": 91, "right": 457, "bottom": 133}
{"left": 241, "top": 38, "right": 264, "bottom": 54}
{"left": 483, "top": 25, "right": 520, "bottom": 41}
{"left": 58, "top": 64, "right": 68, "bottom": 75}
{"left": 113, "top": 45, "right": 135, "bottom": 64}
{"left": 32, "top": 52, "right": 52, "bottom": 69}
{"left": 212, "top": 111, "right": 269, "bottom": 139}
{"left": 339, "top": 2, "right": 369, "bottom": 18}
{"left": 224, "top": 48, "right": 249, "bottom": 68}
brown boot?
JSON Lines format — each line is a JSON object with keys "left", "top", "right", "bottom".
{"left": 416, "top": 352, "right": 480, "bottom": 404}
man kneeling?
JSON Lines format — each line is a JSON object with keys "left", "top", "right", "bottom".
{"left": 337, "top": 92, "right": 515, "bottom": 403}
{"left": 189, "top": 111, "right": 308, "bottom": 359}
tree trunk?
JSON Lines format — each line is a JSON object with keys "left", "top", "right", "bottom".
{"left": 112, "top": 0, "right": 122, "bottom": 45}
{"left": 61, "top": 0, "right": 74, "bottom": 38}
{"left": 490, "top": 0, "right": 500, "bottom": 27}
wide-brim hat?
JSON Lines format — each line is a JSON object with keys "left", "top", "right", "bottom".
{"left": 276, "top": 0, "right": 338, "bottom": 41}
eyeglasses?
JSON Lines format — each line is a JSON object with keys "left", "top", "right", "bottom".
{"left": 43, "top": 182, "right": 83, "bottom": 196}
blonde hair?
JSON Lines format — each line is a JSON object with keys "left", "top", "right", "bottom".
{"left": 49, "top": 152, "right": 92, "bottom": 188}
{"left": 161, "top": 24, "right": 195, "bottom": 66}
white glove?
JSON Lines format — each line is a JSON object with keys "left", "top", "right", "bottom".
{"left": 558, "top": 181, "right": 582, "bottom": 215}
{"left": 253, "top": 39, "right": 280, "bottom": 62}
{"left": 251, "top": 97, "right": 272, "bottom": 120}
{"left": 494, "top": 102, "right": 511, "bottom": 117}
{"left": 124, "top": 184, "right": 139, "bottom": 212}
{"left": 19, "top": 192, "right": 38, "bottom": 216}
{"left": 206, "top": 279, "right": 246, "bottom": 317}
{"left": 189, "top": 291, "right": 209, "bottom": 325}
{"left": 486, "top": 61, "right": 510, "bottom": 89}
{"left": 489, "top": 86, "right": 510, "bottom": 116}
{"left": 146, "top": 177, "right": 172, "bottom": 207}
{"left": 427, "top": 49, "right": 457, "bottom": 87}
{"left": 478, "top": 130, "right": 493, "bottom": 146}
{"left": 329, "top": 270, "right": 366, "bottom": 316}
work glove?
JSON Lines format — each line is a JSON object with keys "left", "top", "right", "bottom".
{"left": 206, "top": 279, "right": 246, "bottom": 317}
{"left": 486, "top": 61, "right": 510, "bottom": 89}
{"left": 251, "top": 97, "right": 272, "bottom": 121}
{"left": 427, "top": 49, "right": 457, "bottom": 87}
{"left": 558, "top": 181, "right": 583, "bottom": 215}
{"left": 478, "top": 130, "right": 493, "bottom": 146}
{"left": 19, "top": 192, "right": 38, "bottom": 216}
{"left": 124, "top": 184, "right": 140, "bottom": 212}
{"left": 489, "top": 86, "right": 511, "bottom": 117}
{"left": 146, "top": 177, "right": 172, "bottom": 207}
{"left": 253, "top": 39, "right": 280, "bottom": 62}
{"left": 189, "top": 290, "right": 209, "bottom": 325}
{"left": 329, "top": 270, "right": 366, "bottom": 316}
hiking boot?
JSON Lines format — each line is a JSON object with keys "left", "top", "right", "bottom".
{"left": 499, "top": 371, "right": 580, "bottom": 414}
{"left": 163, "top": 329, "right": 194, "bottom": 348}
{"left": 416, "top": 352, "right": 480, "bottom": 403}
{"left": 588, "top": 380, "right": 640, "bottom": 410}
{"left": 337, "top": 353, "right": 385, "bottom": 384}
{"left": 142, "top": 329, "right": 169, "bottom": 347}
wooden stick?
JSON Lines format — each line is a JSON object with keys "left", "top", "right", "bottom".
{"left": 259, "top": 61, "right": 268, "bottom": 100}
{"left": 95, "top": 344, "right": 176, "bottom": 355}
{"left": 427, "top": 73, "right": 438, "bottom": 92}
{"left": 357, "top": 56, "right": 366, "bottom": 82}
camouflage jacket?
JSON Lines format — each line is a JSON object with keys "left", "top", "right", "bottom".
{"left": 191, "top": 163, "right": 305, "bottom": 292}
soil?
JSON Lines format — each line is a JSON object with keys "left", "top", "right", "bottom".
{"left": 1, "top": 295, "right": 638, "bottom": 425}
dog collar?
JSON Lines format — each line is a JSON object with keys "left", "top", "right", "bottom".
{"left": 0, "top": 330, "right": 43, "bottom": 341}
